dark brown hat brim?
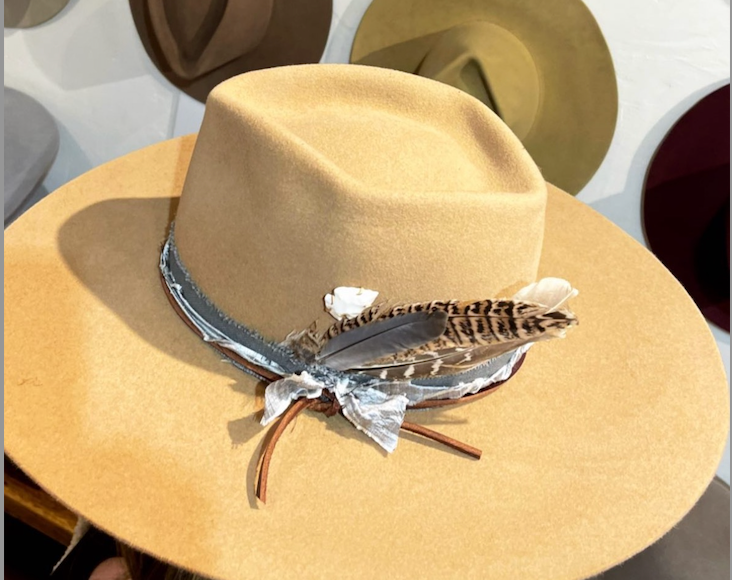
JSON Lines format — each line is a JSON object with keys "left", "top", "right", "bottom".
{"left": 129, "top": 0, "right": 332, "bottom": 102}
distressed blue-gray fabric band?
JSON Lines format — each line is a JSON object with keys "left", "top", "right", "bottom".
{"left": 161, "top": 227, "right": 521, "bottom": 387}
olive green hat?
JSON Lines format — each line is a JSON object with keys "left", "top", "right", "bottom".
{"left": 351, "top": 0, "right": 618, "bottom": 194}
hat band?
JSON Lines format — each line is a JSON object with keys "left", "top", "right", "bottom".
{"left": 160, "top": 228, "right": 528, "bottom": 501}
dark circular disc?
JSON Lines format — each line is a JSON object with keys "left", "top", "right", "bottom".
{"left": 643, "top": 84, "right": 730, "bottom": 332}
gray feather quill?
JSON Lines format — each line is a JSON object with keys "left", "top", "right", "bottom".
{"left": 315, "top": 311, "right": 448, "bottom": 371}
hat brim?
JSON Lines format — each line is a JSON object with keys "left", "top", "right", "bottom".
{"left": 4, "top": 88, "right": 60, "bottom": 225}
{"left": 4, "top": 135, "right": 727, "bottom": 580}
{"left": 4, "top": 0, "right": 69, "bottom": 28}
{"left": 642, "top": 84, "right": 730, "bottom": 332}
{"left": 350, "top": 0, "right": 617, "bottom": 195}
{"left": 129, "top": 0, "right": 332, "bottom": 102}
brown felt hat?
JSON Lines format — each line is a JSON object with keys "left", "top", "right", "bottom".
{"left": 643, "top": 84, "right": 730, "bottom": 332}
{"left": 4, "top": 65, "right": 728, "bottom": 580}
{"left": 350, "top": 0, "right": 618, "bottom": 195}
{"left": 129, "top": 0, "right": 332, "bottom": 102}
{"left": 4, "top": 0, "right": 69, "bottom": 27}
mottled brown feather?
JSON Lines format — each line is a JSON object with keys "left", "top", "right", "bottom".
{"left": 291, "top": 296, "right": 578, "bottom": 379}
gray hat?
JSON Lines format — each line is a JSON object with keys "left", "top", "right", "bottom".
{"left": 4, "top": 87, "right": 59, "bottom": 225}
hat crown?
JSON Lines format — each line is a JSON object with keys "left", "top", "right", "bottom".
{"left": 417, "top": 22, "right": 540, "bottom": 140}
{"left": 148, "top": 0, "right": 274, "bottom": 80}
{"left": 174, "top": 65, "right": 547, "bottom": 341}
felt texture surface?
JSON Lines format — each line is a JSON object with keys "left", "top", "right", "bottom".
{"left": 4, "top": 87, "right": 60, "bottom": 224}
{"left": 350, "top": 0, "right": 618, "bottom": 195}
{"left": 129, "top": 0, "right": 332, "bottom": 102}
{"left": 643, "top": 84, "right": 730, "bottom": 332}
{"left": 4, "top": 0, "right": 69, "bottom": 28}
{"left": 4, "top": 66, "right": 729, "bottom": 580}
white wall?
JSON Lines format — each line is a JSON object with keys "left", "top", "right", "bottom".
{"left": 5, "top": 0, "right": 730, "bottom": 480}
{"left": 4, "top": 0, "right": 178, "bottom": 192}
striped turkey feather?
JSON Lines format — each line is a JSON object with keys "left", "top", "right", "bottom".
{"left": 289, "top": 278, "right": 578, "bottom": 379}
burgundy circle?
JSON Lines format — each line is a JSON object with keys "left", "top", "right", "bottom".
{"left": 643, "top": 84, "right": 730, "bottom": 332}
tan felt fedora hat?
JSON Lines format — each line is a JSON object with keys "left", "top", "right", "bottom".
{"left": 129, "top": 0, "right": 332, "bottom": 102}
{"left": 4, "top": 65, "right": 728, "bottom": 580}
{"left": 351, "top": 0, "right": 618, "bottom": 195}
{"left": 4, "top": 0, "right": 69, "bottom": 28}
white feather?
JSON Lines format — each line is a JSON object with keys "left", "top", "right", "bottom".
{"left": 512, "top": 278, "right": 578, "bottom": 312}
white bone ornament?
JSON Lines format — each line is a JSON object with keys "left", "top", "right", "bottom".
{"left": 324, "top": 286, "right": 379, "bottom": 319}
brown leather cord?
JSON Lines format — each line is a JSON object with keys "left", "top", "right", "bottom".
{"left": 400, "top": 422, "right": 482, "bottom": 459}
{"left": 161, "top": 272, "right": 525, "bottom": 502}
{"left": 255, "top": 398, "right": 312, "bottom": 503}
{"left": 254, "top": 395, "right": 485, "bottom": 502}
